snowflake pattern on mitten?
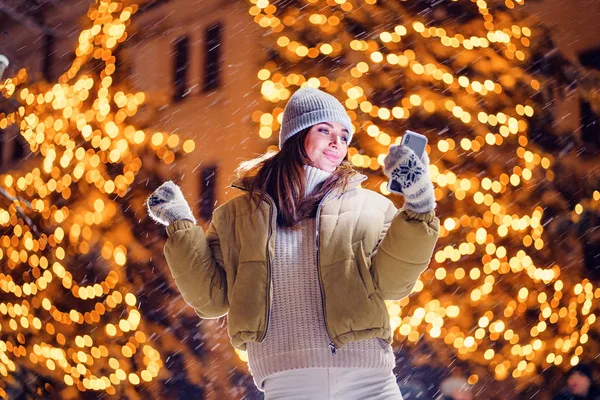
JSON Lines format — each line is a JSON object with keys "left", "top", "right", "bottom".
{"left": 148, "top": 184, "right": 175, "bottom": 208}
{"left": 383, "top": 144, "right": 436, "bottom": 214}
{"left": 146, "top": 181, "right": 196, "bottom": 226}
{"left": 390, "top": 152, "right": 426, "bottom": 191}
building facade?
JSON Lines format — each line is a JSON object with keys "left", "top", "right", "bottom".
{"left": 0, "top": 0, "right": 268, "bottom": 224}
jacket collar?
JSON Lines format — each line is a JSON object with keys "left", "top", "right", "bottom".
{"left": 230, "top": 170, "right": 368, "bottom": 194}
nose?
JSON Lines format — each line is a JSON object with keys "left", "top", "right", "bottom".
{"left": 330, "top": 135, "right": 345, "bottom": 148}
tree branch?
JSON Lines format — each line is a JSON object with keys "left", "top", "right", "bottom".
{"left": 0, "top": 186, "right": 41, "bottom": 237}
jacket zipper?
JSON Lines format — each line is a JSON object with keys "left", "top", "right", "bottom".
{"left": 234, "top": 176, "right": 367, "bottom": 349}
{"left": 258, "top": 189, "right": 338, "bottom": 353}
{"left": 316, "top": 189, "right": 337, "bottom": 355}
{"left": 259, "top": 193, "right": 276, "bottom": 342}
{"left": 315, "top": 176, "right": 367, "bottom": 354}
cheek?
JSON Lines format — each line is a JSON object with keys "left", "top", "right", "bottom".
{"left": 305, "top": 141, "right": 318, "bottom": 158}
{"left": 307, "top": 136, "right": 323, "bottom": 151}
{"left": 304, "top": 137, "right": 322, "bottom": 161}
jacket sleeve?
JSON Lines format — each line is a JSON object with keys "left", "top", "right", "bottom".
{"left": 163, "top": 219, "right": 229, "bottom": 319}
{"left": 371, "top": 205, "right": 440, "bottom": 301}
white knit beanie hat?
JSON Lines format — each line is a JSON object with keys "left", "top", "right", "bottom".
{"left": 279, "top": 87, "right": 354, "bottom": 149}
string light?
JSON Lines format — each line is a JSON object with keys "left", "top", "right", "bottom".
{"left": 0, "top": 0, "right": 197, "bottom": 395}
{"left": 247, "top": 0, "right": 600, "bottom": 384}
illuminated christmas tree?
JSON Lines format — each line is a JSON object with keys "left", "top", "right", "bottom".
{"left": 0, "top": 1, "right": 249, "bottom": 398}
{"left": 246, "top": 0, "right": 600, "bottom": 395}
{"left": 4, "top": 0, "right": 598, "bottom": 397}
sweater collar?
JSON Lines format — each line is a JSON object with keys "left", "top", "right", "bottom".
{"left": 304, "top": 165, "right": 332, "bottom": 197}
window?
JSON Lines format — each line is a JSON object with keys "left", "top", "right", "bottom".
{"left": 42, "top": 34, "right": 55, "bottom": 81}
{"left": 172, "top": 36, "right": 189, "bottom": 102}
{"left": 0, "top": 128, "right": 26, "bottom": 168}
{"left": 12, "top": 134, "right": 25, "bottom": 161}
{"left": 579, "top": 47, "right": 600, "bottom": 151}
{"left": 203, "top": 23, "right": 222, "bottom": 92}
{"left": 199, "top": 166, "right": 217, "bottom": 221}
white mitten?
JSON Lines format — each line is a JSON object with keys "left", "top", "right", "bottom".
{"left": 146, "top": 181, "right": 196, "bottom": 226}
{"left": 383, "top": 145, "right": 436, "bottom": 214}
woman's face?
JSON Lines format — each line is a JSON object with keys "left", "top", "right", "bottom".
{"left": 303, "top": 122, "right": 349, "bottom": 173}
{"left": 567, "top": 372, "right": 591, "bottom": 396}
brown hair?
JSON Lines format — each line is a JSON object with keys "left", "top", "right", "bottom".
{"left": 234, "top": 127, "right": 356, "bottom": 228}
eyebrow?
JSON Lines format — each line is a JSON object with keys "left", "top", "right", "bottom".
{"left": 320, "top": 122, "right": 349, "bottom": 134}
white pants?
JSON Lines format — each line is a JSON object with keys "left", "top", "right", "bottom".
{"left": 262, "top": 367, "right": 404, "bottom": 400}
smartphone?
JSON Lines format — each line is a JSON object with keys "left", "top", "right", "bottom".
{"left": 388, "top": 130, "right": 428, "bottom": 194}
{"left": 401, "top": 130, "right": 428, "bottom": 159}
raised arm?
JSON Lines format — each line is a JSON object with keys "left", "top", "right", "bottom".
{"left": 147, "top": 181, "right": 228, "bottom": 318}
{"left": 371, "top": 145, "right": 440, "bottom": 300}
{"left": 371, "top": 206, "right": 439, "bottom": 300}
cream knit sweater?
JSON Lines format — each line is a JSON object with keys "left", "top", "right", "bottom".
{"left": 246, "top": 165, "right": 395, "bottom": 389}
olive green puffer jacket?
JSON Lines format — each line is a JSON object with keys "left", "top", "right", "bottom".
{"left": 163, "top": 172, "right": 440, "bottom": 351}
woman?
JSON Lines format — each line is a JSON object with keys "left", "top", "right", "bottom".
{"left": 147, "top": 87, "right": 440, "bottom": 399}
{"left": 553, "top": 364, "right": 599, "bottom": 400}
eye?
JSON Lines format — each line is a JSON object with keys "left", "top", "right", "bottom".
{"left": 341, "top": 136, "right": 349, "bottom": 143}
{"left": 319, "top": 128, "right": 330, "bottom": 134}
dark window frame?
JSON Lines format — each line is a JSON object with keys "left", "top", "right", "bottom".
{"left": 42, "top": 33, "right": 56, "bottom": 81}
{"left": 202, "top": 22, "right": 223, "bottom": 92}
{"left": 579, "top": 47, "right": 600, "bottom": 151}
{"left": 172, "top": 36, "right": 190, "bottom": 102}
{"left": 199, "top": 165, "right": 218, "bottom": 221}
{"left": 12, "top": 133, "right": 25, "bottom": 161}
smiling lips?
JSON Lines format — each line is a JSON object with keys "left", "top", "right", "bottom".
{"left": 323, "top": 151, "right": 340, "bottom": 162}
